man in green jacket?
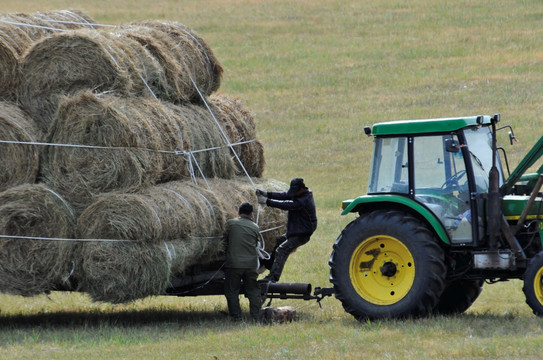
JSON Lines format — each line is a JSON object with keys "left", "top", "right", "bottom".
{"left": 224, "top": 202, "right": 262, "bottom": 322}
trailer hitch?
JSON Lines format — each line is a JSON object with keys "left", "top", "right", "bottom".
{"left": 313, "top": 286, "right": 335, "bottom": 307}
{"left": 259, "top": 282, "right": 334, "bottom": 307}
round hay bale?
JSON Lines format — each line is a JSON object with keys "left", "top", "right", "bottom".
{"left": 0, "top": 101, "right": 42, "bottom": 192}
{"left": 17, "top": 28, "right": 163, "bottom": 132}
{"left": 164, "top": 101, "right": 236, "bottom": 180}
{"left": 78, "top": 193, "right": 165, "bottom": 243}
{"left": 133, "top": 20, "right": 223, "bottom": 100}
{"left": 77, "top": 182, "right": 224, "bottom": 302}
{"left": 42, "top": 92, "right": 239, "bottom": 213}
{"left": 0, "top": 183, "right": 77, "bottom": 296}
{"left": 78, "top": 182, "right": 225, "bottom": 244}
{"left": 150, "top": 182, "right": 228, "bottom": 277}
{"left": 209, "top": 93, "right": 265, "bottom": 177}
{"left": 159, "top": 177, "right": 287, "bottom": 271}
{"left": 154, "top": 182, "right": 226, "bottom": 241}
{"left": 79, "top": 241, "right": 171, "bottom": 304}
{"left": 166, "top": 236, "right": 224, "bottom": 276}
{"left": 42, "top": 92, "right": 167, "bottom": 213}
{"left": 0, "top": 10, "right": 96, "bottom": 99}
{"left": 76, "top": 177, "right": 286, "bottom": 302}
{"left": 116, "top": 25, "right": 194, "bottom": 103}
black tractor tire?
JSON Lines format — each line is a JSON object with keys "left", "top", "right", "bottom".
{"left": 523, "top": 251, "right": 543, "bottom": 316}
{"left": 329, "top": 210, "right": 446, "bottom": 321}
{"left": 434, "top": 279, "right": 483, "bottom": 315}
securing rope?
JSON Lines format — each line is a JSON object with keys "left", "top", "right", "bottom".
{"left": 0, "top": 138, "right": 255, "bottom": 155}
{"left": 189, "top": 76, "right": 271, "bottom": 260}
{"left": 189, "top": 76, "right": 255, "bottom": 188}
{"left": 0, "top": 234, "right": 131, "bottom": 242}
{"left": 0, "top": 19, "right": 115, "bottom": 30}
{"left": 0, "top": 21, "right": 64, "bottom": 32}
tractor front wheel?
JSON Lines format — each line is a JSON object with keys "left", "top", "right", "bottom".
{"left": 523, "top": 251, "right": 543, "bottom": 316}
{"left": 329, "top": 210, "right": 446, "bottom": 320}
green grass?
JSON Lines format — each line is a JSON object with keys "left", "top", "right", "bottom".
{"left": 1, "top": 284, "right": 542, "bottom": 359}
{"left": 2, "top": 0, "right": 543, "bottom": 358}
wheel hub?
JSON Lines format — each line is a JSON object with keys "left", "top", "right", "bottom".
{"left": 380, "top": 261, "right": 397, "bottom": 277}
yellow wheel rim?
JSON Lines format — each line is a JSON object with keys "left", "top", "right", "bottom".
{"left": 350, "top": 235, "right": 415, "bottom": 305}
{"left": 533, "top": 266, "right": 543, "bottom": 304}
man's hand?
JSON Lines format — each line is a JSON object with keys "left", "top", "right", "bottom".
{"left": 255, "top": 189, "right": 266, "bottom": 196}
{"left": 257, "top": 194, "right": 267, "bottom": 204}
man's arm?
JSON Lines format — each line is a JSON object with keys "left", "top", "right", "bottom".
{"left": 266, "top": 197, "right": 302, "bottom": 211}
{"left": 266, "top": 191, "right": 291, "bottom": 200}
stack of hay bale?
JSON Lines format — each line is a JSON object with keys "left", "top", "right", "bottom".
{"left": 0, "top": 10, "right": 286, "bottom": 303}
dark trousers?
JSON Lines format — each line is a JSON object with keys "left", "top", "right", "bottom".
{"left": 267, "top": 234, "right": 311, "bottom": 282}
{"left": 224, "top": 267, "right": 261, "bottom": 321}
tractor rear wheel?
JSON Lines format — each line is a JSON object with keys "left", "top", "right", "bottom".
{"left": 523, "top": 251, "right": 543, "bottom": 316}
{"left": 329, "top": 210, "right": 446, "bottom": 320}
{"left": 434, "top": 279, "right": 483, "bottom": 315}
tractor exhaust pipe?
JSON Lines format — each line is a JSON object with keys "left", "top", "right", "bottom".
{"left": 488, "top": 114, "right": 501, "bottom": 249}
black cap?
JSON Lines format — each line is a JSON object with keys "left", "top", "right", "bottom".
{"left": 286, "top": 178, "right": 306, "bottom": 197}
{"left": 239, "top": 202, "right": 253, "bottom": 215}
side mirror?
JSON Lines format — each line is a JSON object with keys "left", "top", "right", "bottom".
{"left": 497, "top": 125, "right": 518, "bottom": 145}
{"left": 445, "top": 138, "right": 460, "bottom": 153}
{"left": 509, "top": 131, "right": 516, "bottom": 145}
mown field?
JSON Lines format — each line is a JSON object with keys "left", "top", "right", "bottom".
{"left": 1, "top": 0, "right": 543, "bottom": 359}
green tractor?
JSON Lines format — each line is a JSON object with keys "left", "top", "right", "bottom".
{"left": 329, "top": 114, "right": 543, "bottom": 320}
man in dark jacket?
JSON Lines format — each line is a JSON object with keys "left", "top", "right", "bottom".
{"left": 256, "top": 178, "right": 317, "bottom": 282}
{"left": 224, "top": 202, "right": 262, "bottom": 321}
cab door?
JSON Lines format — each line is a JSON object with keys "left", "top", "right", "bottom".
{"left": 413, "top": 135, "right": 472, "bottom": 243}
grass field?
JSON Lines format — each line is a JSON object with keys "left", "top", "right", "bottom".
{"left": 1, "top": 0, "right": 543, "bottom": 359}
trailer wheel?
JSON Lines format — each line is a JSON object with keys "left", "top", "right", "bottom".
{"left": 434, "top": 279, "right": 483, "bottom": 315}
{"left": 523, "top": 251, "right": 543, "bottom": 316}
{"left": 329, "top": 210, "right": 446, "bottom": 320}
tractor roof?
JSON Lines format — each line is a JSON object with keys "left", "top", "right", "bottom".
{"left": 371, "top": 115, "right": 493, "bottom": 136}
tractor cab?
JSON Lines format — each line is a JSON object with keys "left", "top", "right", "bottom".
{"left": 364, "top": 115, "right": 502, "bottom": 245}
{"left": 343, "top": 116, "right": 504, "bottom": 246}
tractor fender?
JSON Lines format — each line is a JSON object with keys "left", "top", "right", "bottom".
{"left": 341, "top": 194, "right": 451, "bottom": 245}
